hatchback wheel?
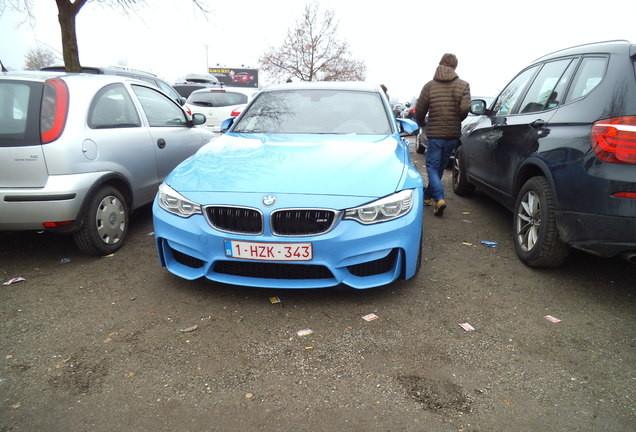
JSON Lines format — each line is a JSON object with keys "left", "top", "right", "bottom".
{"left": 74, "top": 186, "right": 129, "bottom": 255}
{"left": 514, "top": 176, "right": 570, "bottom": 267}
{"left": 452, "top": 145, "right": 475, "bottom": 196}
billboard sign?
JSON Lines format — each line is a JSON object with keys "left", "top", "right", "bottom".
{"left": 209, "top": 67, "right": 259, "bottom": 88}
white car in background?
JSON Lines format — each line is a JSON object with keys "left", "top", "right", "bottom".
{"left": 185, "top": 87, "right": 257, "bottom": 132}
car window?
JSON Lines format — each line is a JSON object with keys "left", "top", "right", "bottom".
{"left": 88, "top": 83, "right": 141, "bottom": 129}
{"left": 0, "top": 81, "right": 37, "bottom": 147}
{"left": 546, "top": 59, "right": 578, "bottom": 110}
{"left": 565, "top": 56, "right": 608, "bottom": 103}
{"left": 187, "top": 91, "right": 249, "bottom": 108}
{"left": 491, "top": 65, "right": 539, "bottom": 116}
{"left": 157, "top": 81, "right": 181, "bottom": 103}
{"left": 132, "top": 85, "right": 187, "bottom": 127}
{"left": 518, "top": 59, "right": 572, "bottom": 114}
{"left": 233, "top": 89, "right": 391, "bottom": 135}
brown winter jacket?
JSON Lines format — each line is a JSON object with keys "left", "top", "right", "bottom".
{"left": 415, "top": 65, "right": 471, "bottom": 139}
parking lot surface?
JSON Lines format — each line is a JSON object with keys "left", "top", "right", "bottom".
{"left": 1, "top": 142, "right": 634, "bottom": 431}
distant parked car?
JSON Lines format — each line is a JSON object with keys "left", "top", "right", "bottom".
{"left": 185, "top": 87, "right": 257, "bottom": 132}
{"left": 453, "top": 40, "right": 636, "bottom": 267}
{"left": 173, "top": 73, "right": 223, "bottom": 99}
{"left": 231, "top": 72, "right": 256, "bottom": 86}
{"left": 40, "top": 65, "right": 186, "bottom": 107}
{"left": 0, "top": 71, "right": 214, "bottom": 255}
{"left": 153, "top": 82, "right": 423, "bottom": 289}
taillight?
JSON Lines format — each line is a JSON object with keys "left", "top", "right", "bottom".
{"left": 41, "top": 78, "right": 69, "bottom": 144}
{"left": 591, "top": 116, "right": 636, "bottom": 164}
{"left": 613, "top": 192, "right": 636, "bottom": 199}
{"left": 43, "top": 221, "right": 74, "bottom": 228}
{"left": 230, "top": 107, "right": 243, "bottom": 117}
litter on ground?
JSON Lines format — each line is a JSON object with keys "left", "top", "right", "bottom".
{"left": 459, "top": 323, "right": 475, "bottom": 332}
{"left": 3, "top": 277, "right": 26, "bottom": 286}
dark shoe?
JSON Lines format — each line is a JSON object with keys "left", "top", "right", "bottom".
{"left": 433, "top": 199, "right": 446, "bottom": 216}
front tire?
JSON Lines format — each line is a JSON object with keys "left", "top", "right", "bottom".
{"left": 514, "top": 176, "right": 570, "bottom": 267}
{"left": 74, "top": 186, "right": 129, "bottom": 255}
{"left": 452, "top": 145, "right": 475, "bottom": 195}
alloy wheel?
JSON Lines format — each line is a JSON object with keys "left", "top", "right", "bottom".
{"left": 516, "top": 190, "right": 541, "bottom": 252}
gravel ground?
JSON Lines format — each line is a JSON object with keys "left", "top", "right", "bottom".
{"left": 1, "top": 140, "right": 634, "bottom": 431}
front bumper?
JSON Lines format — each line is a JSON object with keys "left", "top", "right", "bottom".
{"left": 152, "top": 195, "right": 423, "bottom": 289}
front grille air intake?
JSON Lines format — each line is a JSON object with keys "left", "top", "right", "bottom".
{"left": 272, "top": 209, "right": 338, "bottom": 236}
{"left": 206, "top": 206, "right": 262, "bottom": 234}
{"left": 214, "top": 260, "right": 334, "bottom": 279}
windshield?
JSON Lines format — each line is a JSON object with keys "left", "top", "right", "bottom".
{"left": 232, "top": 89, "right": 392, "bottom": 135}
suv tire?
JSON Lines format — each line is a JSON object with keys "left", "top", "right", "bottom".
{"left": 74, "top": 186, "right": 129, "bottom": 256}
{"left": 452, "top": 145, "right": 476, "bottom": 196}
{"left": 514, "top": 176, "right": 570, "bottom": 267}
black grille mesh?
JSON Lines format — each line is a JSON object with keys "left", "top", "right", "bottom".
{"left": 172, "top": 249, "right": 204, "bottom": 268}
{"left": 272, "top": 209, "right": 336, "bottom": 235}
{"left": 206, "top": 206, "right": 262, "bottom": 234}
{"left": 347, "top": 249, "right": 398, "bottom": 277}
{"left": 214, "top": 260, "right": 333, "bottom": 280}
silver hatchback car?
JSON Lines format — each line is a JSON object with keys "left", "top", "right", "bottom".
{"left": 0, "top": 71, "right": 213, "bottom": 255}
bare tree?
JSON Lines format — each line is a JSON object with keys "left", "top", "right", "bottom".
{"left": 24, "top": 46, "right": 57, "bottom": 70}
{"left": 259, "top": 3, "right": 366, "bottom": 83}
{"left": 2, "top": 0, "right": 210, "bottom": 72}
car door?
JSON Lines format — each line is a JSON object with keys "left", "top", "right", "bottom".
{"left": 463, "top": 65, "right": 540, "bottom": 191}
{"left": 492, "top": 59, "right": 578, "bottom": 194}
{"left": 86, "top": 83, "right": 159, "bottom": 207}
{"left": 464, "top": 59, "right": 575, "bottom": 203}
{"left": 131, "top": 84, "right": 209, "bottom": 181}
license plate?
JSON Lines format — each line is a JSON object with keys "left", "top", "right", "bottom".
{"left": 224, "top": 240, "right": 313, "bottom": 261}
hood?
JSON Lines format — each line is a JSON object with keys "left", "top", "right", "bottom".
{"left": 166, "top": 133, "right": 407, "bottom": 197}
{"left": 433, "top": 65, "right": 458, "bottom": 83}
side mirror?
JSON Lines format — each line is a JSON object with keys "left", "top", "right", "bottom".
{"left": 191, "top": 113, "right": 206, "bottom": 125}
{"left": 220, "top": 117, "right": 235, "bottom": 133}
{"left": 470, "top": 99, "right": 487, "bottom": 115}
{"left": 396, "top": 118, "right": 419, "bottom": 136}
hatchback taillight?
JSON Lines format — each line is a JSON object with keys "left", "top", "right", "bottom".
{"left": 591, "top": 116, "right": 636, "bottom": 164}
{"left": 40, "top": 78, "right": 69, "bottom": 144}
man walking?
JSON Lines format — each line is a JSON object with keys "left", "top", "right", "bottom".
{"left": 415, "top": 53, "right": 471, "bottom": 216}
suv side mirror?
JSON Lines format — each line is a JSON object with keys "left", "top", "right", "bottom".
{"left": 470, "top": 99, "right": 487, "bottom": 115}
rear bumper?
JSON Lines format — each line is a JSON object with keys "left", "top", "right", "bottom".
{"left": 557, "top": 210, "right": 636, "bottom": 257}
{"left": 0, "top": 173, "right": 105, "bottom": 230}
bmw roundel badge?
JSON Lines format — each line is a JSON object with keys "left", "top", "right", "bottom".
{"left": 262, "top": 195, "right": 276, "bottom": 206}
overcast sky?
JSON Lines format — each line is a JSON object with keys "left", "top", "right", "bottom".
{"left": 1, "top": 0, "right": 635, "bottom": 102}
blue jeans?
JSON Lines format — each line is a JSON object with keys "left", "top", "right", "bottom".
{"left": 424, "top": 138, "right": 458, "bottom": 201}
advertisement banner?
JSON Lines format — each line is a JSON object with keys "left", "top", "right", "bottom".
{"left": 209, "top": 67, "right": 259, "bottom": 88}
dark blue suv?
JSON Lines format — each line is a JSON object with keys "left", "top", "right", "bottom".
{"left": 453, "top": 40, "right": 636, "bottom": 267}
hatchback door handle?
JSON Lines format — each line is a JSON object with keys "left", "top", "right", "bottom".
{"left": 530, "top": 119, "right": 546, "bottom": 128}
{"left": 157, "top": 138, "right": 166, "bottom": 149}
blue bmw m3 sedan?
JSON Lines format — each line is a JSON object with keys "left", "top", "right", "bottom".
{"left": 152, "top": 81, "right": 424, "bottom": 289}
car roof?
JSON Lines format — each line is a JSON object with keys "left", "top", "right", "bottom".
{"left": 262, "top": 81, "right": 382, "bottom": 93}
{"left": 532, "top": 40, "right": 634, "bottom": 63}
{"left": 1, "top": 70, "right": 154, "bottom": 87}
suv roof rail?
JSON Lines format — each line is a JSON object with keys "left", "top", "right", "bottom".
{"left": 532, "top": 39, "right": 632, "bottom": 62}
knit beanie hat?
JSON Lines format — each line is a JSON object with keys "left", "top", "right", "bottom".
{"left": 439, "top": 53, "right": 458, "bottom": 70}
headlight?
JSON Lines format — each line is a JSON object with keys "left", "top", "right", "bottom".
{"left": 344, "top": 190, "right": 413, "bottom": 224}
{"left": 157, "top": 183, "right": 202, "bottom": 218}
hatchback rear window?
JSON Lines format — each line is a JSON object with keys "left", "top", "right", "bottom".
{"left": 187, "top": 91, "right": 248, "bottom": 107}
{"left": 0, "top": 81, "right": 42, "bottom": 147}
